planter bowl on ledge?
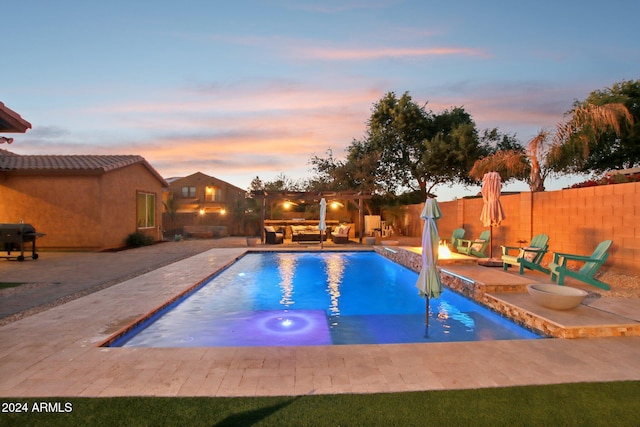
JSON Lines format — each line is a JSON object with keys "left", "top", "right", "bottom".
{"left": 527, "top": 284, "right": 588, "bottom": 310}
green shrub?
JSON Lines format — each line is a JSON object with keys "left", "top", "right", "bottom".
{"left": 125, "top": 231, "right": 153, "bottom": 247}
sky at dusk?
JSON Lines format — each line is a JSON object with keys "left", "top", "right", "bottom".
{"left": 3, "top": 0, "right": 639, "bottom": 201}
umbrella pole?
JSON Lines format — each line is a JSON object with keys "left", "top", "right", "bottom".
{"left": 489, "top": 225, "right": 493, "bottom": 258}
{"left": 424, "top": 298, "right": 429, "bottom": 338}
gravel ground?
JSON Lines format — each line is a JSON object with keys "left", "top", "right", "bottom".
{"left": 596, "top": 271, "right": 640, "bottom": 298}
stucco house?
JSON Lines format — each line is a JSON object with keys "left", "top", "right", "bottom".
{"left": 163, "top": 172, "right": 246, "bottom": 235}
{"left": 0, "top": 150, "right": 168, "bottom": 250}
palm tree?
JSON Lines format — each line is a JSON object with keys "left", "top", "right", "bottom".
{"left": 547, "top": 103, "right": 633, "bottom": 174}
{"left": 470, "top": 102, "right": 633, "bottom": 191}
{"left": 469, "top": 149, "right": 530, "bottom": 186}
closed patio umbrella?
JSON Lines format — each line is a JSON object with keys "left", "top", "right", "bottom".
{"left": 319, "top": 198, "right": 327, "bottom": 249}
{"left": 479, "top": 171, "right": 505, "bottom": 265}
{"left": 415, "top": 197, "right": 443, "bottom": 337}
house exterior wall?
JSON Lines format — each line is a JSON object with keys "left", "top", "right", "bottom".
{"left": 163, "top": 172, "right": 246, "bottom": 235}
{"left": 99, "top": 163, "right": 164, "bottom": 248}
{"left": 0, "top": 163, "right": 164, "bottom": 250}
{"left": 402, "top": 181, "right": 640, "bottom": 276}
{"left": 0, "top": 174, "right": 103, "bottom": 248}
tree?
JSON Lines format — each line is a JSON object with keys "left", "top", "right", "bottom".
{"left": 366, "top": 92, "right": 433, "bottom": 194}
{"left": 470, "top": 129, "right": 529, "bottom": 185}
{"left": 470, "top": 149, "right": 530, "bottom": 185}
{"left": 365, "top": 92, "right": 487, "bottom": 197}
{"left": 543, "top": 102, "right": 632, "bottom": 187}
{"left": 562, "top": 80, "right": 640, "bottom": 172}
{"left": 249, "top": 176, "right": 264, "bottom": 192}
{"left": 308, "top": 144, "right": 380, "bottom": 192}
{"left": 471, "top": 99, "right": 632, "bottom": 192}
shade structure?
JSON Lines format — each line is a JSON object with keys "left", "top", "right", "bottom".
{"left": 480, "top": 171, "right": 505, "bottom": 259}
{"left": 319, "top": 198, "right": 327, "bottom": 248}
{"left": 415, "top": 198, "right": 443, "bottom": 337}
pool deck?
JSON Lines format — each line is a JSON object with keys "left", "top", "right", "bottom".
{"left": 0, "top": 238, "right": 639, "bottom": 397}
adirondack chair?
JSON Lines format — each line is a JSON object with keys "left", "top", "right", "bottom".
{"left": 548, "top": 240, "right": 613, "bottom": 290}
{"left": 446, "top": 228, "right": 466, "bottom": 249}
{"left": 456, "top": 230, "right": 491, "bottom": 257}
{"left": 501, "top": 234, "right": 550, "bottom": 274}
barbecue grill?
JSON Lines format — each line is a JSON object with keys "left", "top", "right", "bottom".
{"left": 0, "top": 223, "right": 45, "bottom": 261}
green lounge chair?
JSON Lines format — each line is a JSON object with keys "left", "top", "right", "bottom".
{"left": 501, "top": 233, "right": 550, "bottom": 274}
{"left": 456, "top": 230, "right": 491, "bottom": 257}
{"left": 548, "top": 240, "right": 613, "bottom": 290}
{"left": 447, "top": 228, "right": 466, "bottom": 249}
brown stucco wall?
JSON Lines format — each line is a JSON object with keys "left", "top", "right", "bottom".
{"left": 0, "top": 163, "right": 164, "bottom": 250}
{"left": 402, "top": 181, "right": 640, "bottom": 276}
{"left": 100, "top": 163, "right": 164, "bottom": 249}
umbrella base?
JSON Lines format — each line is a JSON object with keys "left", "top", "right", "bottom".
{"left": 478, "top": 258, "right": 503, "bottom": 267}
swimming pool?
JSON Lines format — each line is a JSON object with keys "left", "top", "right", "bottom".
{"left": 109, "top": 251, "right": 540, "bottom": 347}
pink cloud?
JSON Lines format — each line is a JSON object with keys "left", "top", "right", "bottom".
{"left": 297, "top": 46, "right": 489, "bottom": 60}
{"left": 12, "top": 76, "right": 595, "bottom": 190}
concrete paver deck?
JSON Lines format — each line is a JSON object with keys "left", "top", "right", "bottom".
{"left": 1, "top": 239, "right": 639, "bottom": 397}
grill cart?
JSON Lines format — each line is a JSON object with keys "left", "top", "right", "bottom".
{"left": 0, "top": 223, "right": 46, "bottom": 261}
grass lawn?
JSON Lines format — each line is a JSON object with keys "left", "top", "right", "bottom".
{"left": 1, "top": 381, "right": 638, "bottom": 426}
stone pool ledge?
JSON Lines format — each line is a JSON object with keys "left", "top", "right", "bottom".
{"left": 485, "top": 293, "right": 640, "bottom": 339}
{"left": 374, "top": 245, "right": 640, "bottom": 339}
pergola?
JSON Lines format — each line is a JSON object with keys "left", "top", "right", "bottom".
{"left": 250, "top": 190, "right": 372, "bottom": 243}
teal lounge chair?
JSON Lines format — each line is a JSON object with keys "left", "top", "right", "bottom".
{"left": 456, "top": 230, "right": 491, "bottom": 257}
{"left": 502, "top": 233, "right": 550, "bottom": 274}
{"left": 548, "top": 240, "right": 613, "bottom": 290}
{"left": 446, "top": 228, "right": 466, "bottom": 249}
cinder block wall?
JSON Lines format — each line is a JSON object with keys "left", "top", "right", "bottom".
{"left": 403, "top": 181, "right": 639, "bottom": 276}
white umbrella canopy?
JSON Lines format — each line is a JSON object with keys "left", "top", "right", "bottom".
{"left": 415, "top": 198, "right": 443, "bottom": 337}
{"left": 319, "top": 198, "right": 327, "bottom": 248}
{"left": 479, "top": 171, "right": 505, "bottom": 260}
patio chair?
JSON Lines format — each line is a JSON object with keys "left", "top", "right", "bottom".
{"left": 264, "top": 226, "right": 284, "bottom": 244}
{"left": 456, "top": 230, "right": 491, "bottom": 257}
{"left": 331, "top": 225, "right": 351, "bottom": 244}
{"left": 548, "top": 240, "right": 613, "bottom": 290}
{"left": 501, "top": 233, "right": 550, "bottom": 274}
{"left": 446, "top": 228, "right": 466, "bottom": 250}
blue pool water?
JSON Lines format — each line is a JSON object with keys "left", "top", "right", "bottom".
{"left": 110, "top": 252, "right": 540, "bottom": 347}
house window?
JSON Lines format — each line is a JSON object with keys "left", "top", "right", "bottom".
{"left": 205, "top": 186, "right": 221, "bottom": 202}
{"left": 181, "top": 186, "right": 196, "bottom": 198}
{"left": 137, "top": 192, "right": 156, "bottom": 228}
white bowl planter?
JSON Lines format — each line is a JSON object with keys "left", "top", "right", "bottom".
{"left": 527, "top": 284, "right": 588, "bottom": 310}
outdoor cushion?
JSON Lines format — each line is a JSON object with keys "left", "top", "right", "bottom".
{"left": 522, "top": 246, "right": 537, "bottom": 262}
{"left": 471, "top": 239, "right": 486, "bottom": 252}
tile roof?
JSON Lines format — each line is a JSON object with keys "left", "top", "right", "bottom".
{"left": 0, "top": 150, "right": 168, "bottom": 186}
{"left": 0, "top": 102, "right": 32, "bottom": 133}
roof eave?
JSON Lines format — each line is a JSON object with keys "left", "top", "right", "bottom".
{"left": 0, "top": 102, "right": 32, "bottom": 133}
